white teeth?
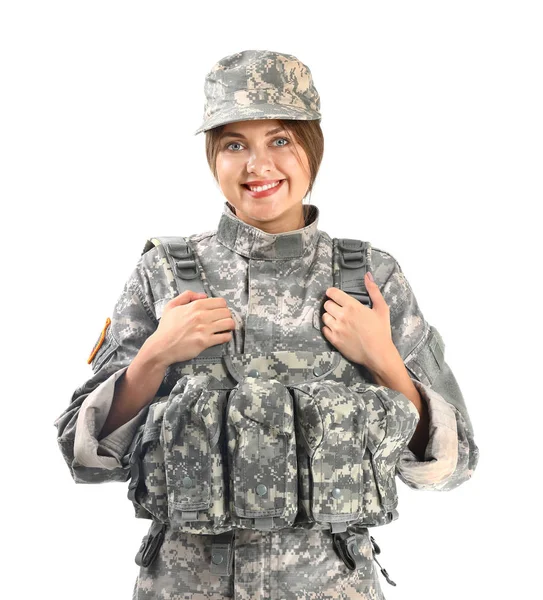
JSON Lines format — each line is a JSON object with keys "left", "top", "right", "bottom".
{"left": 248, "top": 180, "right": 281, "bottom": 192}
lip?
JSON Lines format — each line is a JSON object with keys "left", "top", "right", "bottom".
{"left": 242, "top": 179, "right": 285, "bottom": 198}
{"left": 243, "top": 179, "right": 284, "bottom": 186}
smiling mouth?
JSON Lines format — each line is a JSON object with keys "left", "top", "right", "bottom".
{"left": 242, "top": 179, "right": 285, "bottom": 190}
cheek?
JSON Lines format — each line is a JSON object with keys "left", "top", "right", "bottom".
{"left": 216, "top": 159, "right": 237, "bottom": 188}
{"left": 284, "top": 154, "right": 310, "bottom": 186}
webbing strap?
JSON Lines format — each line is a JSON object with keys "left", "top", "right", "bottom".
{"left": 144, "top": 236, "right": 224, "bottom": 358}
{"left": 146, "top": 237, "right": 207, "bottom": 294}
{"left": 370, "top": 535, "right": 397, "bottom": 586}
{"left": 126, "top": 428, "right": 143, "bottom": 506}
{"left": 334, "top": 238, "right": 372, "bottom": 307}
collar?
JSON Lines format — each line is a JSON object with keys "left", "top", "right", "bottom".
{"left": 216, "top": 202, "right": 320, "bottom": 260}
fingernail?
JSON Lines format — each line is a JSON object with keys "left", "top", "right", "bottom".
{"left": 367, "top": 271, "right": 374, "bottom": 283}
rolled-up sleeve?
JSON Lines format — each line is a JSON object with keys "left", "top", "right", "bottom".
{"left": 53, "top": 248, "right": 164, "bottom": 484}
{"left": 73, "top": 366, "right": 148, "bottom": 469}
{"left": 376, "top": 251, "right": 479, "bottom": 491}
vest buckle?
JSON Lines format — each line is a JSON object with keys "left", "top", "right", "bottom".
{"left": 332, "top": 530, "right": 365, "bottom": 571}
{"left": 135, "top": 521, "right": 167, "bottom": 568}
{"left": 337, "top": 239, "right": 367, "bottom": 269}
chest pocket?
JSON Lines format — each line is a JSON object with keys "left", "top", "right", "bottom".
{"left": 127, "top": 373, "right": 420, "bottom": 533}
{"left": 291, "top": 381, "right": 420, "bottom": 529}
{"left": 354, "top": 383, "right": 420, "bottom": 523}
{"left": 226, "top": 376, "right": 298, "bottom": 530}
{"left": 290, "top": 381, "right": 368, "bottom": 532}
{"left": 127, "top": 375, "right": 230, "bottom": 535}
{"left": 161, "top": 376, "right": 230, "bottom": 533}
{"left": 127, "top": 399, "right": 169, "bottom": 523}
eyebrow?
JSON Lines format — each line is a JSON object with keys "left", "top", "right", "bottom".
{"left": 219, "top": 126, "right": 286, "bottom": 141}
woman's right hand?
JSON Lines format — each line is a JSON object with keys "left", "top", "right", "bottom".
{"left": 148, "top": 290, "right": 235, "bottom": 367}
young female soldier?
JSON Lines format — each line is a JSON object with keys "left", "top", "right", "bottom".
{"left": 54, "top": 49, "right": 479, "bottom": 599}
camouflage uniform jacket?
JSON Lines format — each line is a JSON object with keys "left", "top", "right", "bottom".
{"left": 53, "top": 202, "right": 479, "bottom": 599}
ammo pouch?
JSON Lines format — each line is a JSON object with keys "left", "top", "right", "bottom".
{"left": 226, "top": 375, "right": 298, "bottom": 530}
{"left": 291, "top": 380, "right": 368, "bottom": 532}
{"left": 128, "top": 375, "right": 230, "bottom": 535}
{"left": 348, "top": 382, "right": 420, "bottom": 526}
{"left": 291, "top": 380, "right": 419, "bottom": 531}
{"left": 127, "top": 355, "right": 420, "bottom": 535}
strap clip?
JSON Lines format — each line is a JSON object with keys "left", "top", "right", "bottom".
{"left": 370, "top": 535, "right": 397, "bottom": 587}
{"left": 164, "top": 241, "right": 200, "bottom": 279}
{"left": 175, "top": 258, "right": 199, "bottom": 279}
{"left": 167, "top": 242, "right": 192, "bottom": 260}
{"left": 332, "top": 531, "right": 365, "bottom": 571}
{"left": 135, "top": 520, "right": 167, "bottom": 568}
{"left": 345, "top": 289, "right": 371, "bottom": 306}
{"left": 337, "top": 239, "right": 367, "bottom": 269}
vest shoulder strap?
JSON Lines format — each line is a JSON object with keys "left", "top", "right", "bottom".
{"left": 142, "top": 236, "right": 207, "bottom": 297}
{"left": 333, "top": 238, "right": 373, "bottom": 308}
{"left": 143, "top": 236, "right": 224, "bottom": 359}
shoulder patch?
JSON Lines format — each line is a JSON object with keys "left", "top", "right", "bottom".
{"left": 87, "top": 317, "right": 111, "bottom": 364}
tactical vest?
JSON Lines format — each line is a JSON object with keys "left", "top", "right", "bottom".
{"left": 126, "top": 236, "right": 419, "bottom": 586}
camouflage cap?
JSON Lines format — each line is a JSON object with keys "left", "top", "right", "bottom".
{"left": 194, "top": 49, "right": 321, "bottom": 136}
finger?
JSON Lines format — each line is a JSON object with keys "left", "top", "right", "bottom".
{"left": 202, "top": 307, "right": 233, "bottom": 323}
{"left": 192, "top": 297, "right": 229, "bottom": 311}
{"left": 365, "top": 272, "right": 389, "bottom": 313}
{"left": 210, "top": 316, "right": 236, "bottom": 334}
{"left": 207, "top": 330, "right": 233, "bottom": 347}
{"left": 321, "top": 324, "right": 336, "bottom": 341}
{"left": 324, "top": 312, "right": 344, "bottom": 335}
{"left": 325, "top": 287, "right": 353, "bottom": 308}
{"left": 321, "top": 312, "right": 337, "bottom": 332}
{"left": 322, "top": 299, "right": 342, "bottom": 319}
{"left": 169, "top": 290, "right": 207, "bottom": 306}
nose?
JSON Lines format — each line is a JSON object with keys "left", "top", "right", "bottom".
{"left": 246, "top": 145, "right": 274, "bottom": 175}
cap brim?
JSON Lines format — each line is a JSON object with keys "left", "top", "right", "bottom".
{"left": 194, "top": 104, "right": 321, "bottom": 135}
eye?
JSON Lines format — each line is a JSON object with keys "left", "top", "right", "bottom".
{"left": 226, "top": 141, "right": 244, "bottom": 152}
{"left": 224, "top": 137, "right": 290, "bottom": 152}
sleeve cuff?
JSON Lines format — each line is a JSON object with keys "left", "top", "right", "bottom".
{"left": 396, "top": 378, "right": 459, "bottom": 487}
{"left": 73, "top": 366, "right": 148, "bottom": 469}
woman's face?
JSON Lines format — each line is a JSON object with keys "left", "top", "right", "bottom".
{"left": 215, "top": 119, "right": 311, "bottom": 233}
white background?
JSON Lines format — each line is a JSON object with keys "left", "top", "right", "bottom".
{"left": 2, "top": 1, "right": 541, "bottom": 599}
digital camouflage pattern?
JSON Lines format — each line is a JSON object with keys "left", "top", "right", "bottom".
{"left": 131, "top": 527, "right": 383, "bottom": 600}
{"left": 194, "top": 50, "right": 321, "bottom": 135}
{"left": 53, "top": 202, "right": 479, "bottom": 598}
{"left": 226, "top": 376, "right": 299, "bottom": 530}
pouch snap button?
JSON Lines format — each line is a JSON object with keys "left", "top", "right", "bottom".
{"left": 211, "top": 552, "right": 224, "bottom": 565}
{"left": 256, "top": 484, "right": 268, "bottom": 496}
{"left": 248, "top": 369, "right": 260, "bottom": 378}
{"left": 313, "top": 366, "right": 323, "bottom": 377}
{"left": 183, "top": 477, "right": 193, "bottom": 488}
{"left": 331, "top": 487, "right": 342, "bottom": 499}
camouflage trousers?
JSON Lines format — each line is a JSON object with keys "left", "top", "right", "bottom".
{"left": 132, "top": 525, "right": 386, "bottom": 600}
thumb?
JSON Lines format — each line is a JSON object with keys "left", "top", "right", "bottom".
{"left": 170, "top": 290, "right": 207, "bottom": 306}
{"left": 365, "top": 271, "right": 387, "bottom": 312}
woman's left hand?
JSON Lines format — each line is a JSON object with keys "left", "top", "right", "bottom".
{"left": 321, "top": 272, "right": 398, "bottom": 374}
